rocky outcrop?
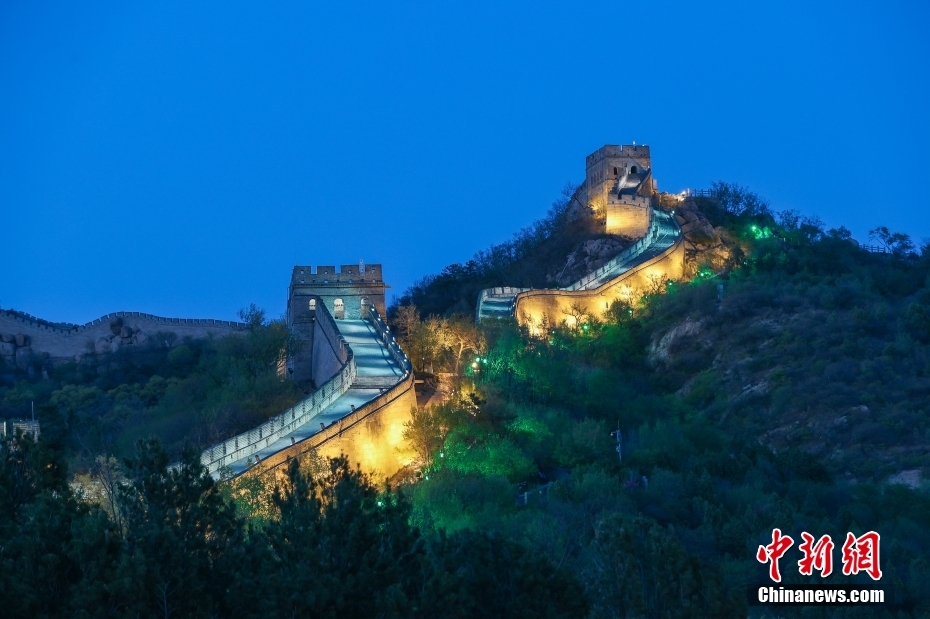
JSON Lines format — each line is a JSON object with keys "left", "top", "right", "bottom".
{"left": 675, "top": 198, "right": 740, "bottom": 275}
{"left": 93, "top": 322, "right": 151, "bottom": 355}
{"left": 887, "top": 470, "right": 921, "bottom": 489}
{"left": 0, "top": 332, "right": 33, "bottom": 370}
{"left": 675, "top": 202, "right": 718, "bottom": 242}
{"left": 552, "top": 236, "right": 632, "bottom": 286}
{"left": 647, "top": 317, "right": 704, "bottom": 366}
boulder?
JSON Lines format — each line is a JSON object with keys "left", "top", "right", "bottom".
{"left": 0, "top": 341, "right": 15, "bottom": 357}
{"left": 647, "top": 318, "right": 704, "bottom": 366}
{"left": 95, "top": 336, "right": 117, "bottom": 355}
{"left": 887, "top": 470, "right": 921, "bottom": 488}
{"left": 120, "top": 325, "right": 133, "bottom": 338}
{"left": 109, "top": 317, "right": 123, "bottom": 336}
{"left": 15, "top": 334, "right": 29, "bottom": 347}
{"left": 132, "top": 330, "right": 149, "bottom": 346}
{"left": 15, "top": 346, "right": 32, "bottom": 370}
{"left": 0, "top": 333, "right": 13, "bottom": 343}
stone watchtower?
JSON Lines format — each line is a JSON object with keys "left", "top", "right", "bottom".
{"left": 285, "top": 261, "right": 389, "bottom": 384}
{"left": 585, "top": 144, "right": 657, "bottom": 239}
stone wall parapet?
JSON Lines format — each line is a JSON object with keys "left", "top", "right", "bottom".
{"left": 236, "top": 370, "right": 416, "bottom": 481}
{"left": 367, "top": 306, "right": 412, "bottom": 374}
{"left": 611, "top": 194, "right": 651, "bottom": 207}
{"left": 195, "top": 301, "right": 355, "bottom": 478}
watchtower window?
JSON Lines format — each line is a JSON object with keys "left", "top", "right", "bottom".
{"left": 631, "top": 166, "right": 638, "bottom": 174}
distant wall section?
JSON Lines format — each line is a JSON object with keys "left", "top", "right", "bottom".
{"left": 0, "top": 310, "right": 247, "bottom": 366}
{"left": 513, "top": 236, "right": 685, "bottom": 332}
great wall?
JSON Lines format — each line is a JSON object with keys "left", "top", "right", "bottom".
{"left": 4, "top": 143, "right": 694, "bottom": 482}
{"left": 477, "top": 143, "right": 687, "bottom": 331}
{"left": 0, "top": 309, "right": 248, "bottom": 370}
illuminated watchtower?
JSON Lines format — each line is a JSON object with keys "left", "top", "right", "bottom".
{"left": 285, "top": 261, "right": 389, "bottom": 384}
{"left": 585, "top": 144, "right": 656, "bottom": 238}
{"left": 287, "top": 261, "right": 387, "bottom": 324}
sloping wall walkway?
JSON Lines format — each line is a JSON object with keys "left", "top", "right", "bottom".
{"left": 476, "top": 207, "right": 683, "bottom": 328}
{"left": 210, "top": 308, "right": 415, "bottom": 481}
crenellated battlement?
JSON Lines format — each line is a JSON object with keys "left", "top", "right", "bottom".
{"left": 288, "top": 260, "right": 388, "bottom": 329}
{"left": 291, "top": 263, "right": 383, "bottom": 284}
{"left": 586, "top": 143, "right": 651, "bottom": 169}
{"left": 611, "top": 194, "right": 651, "bottom": 207}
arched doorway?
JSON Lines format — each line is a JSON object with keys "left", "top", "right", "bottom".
{"left": 360, "top": 297, "right": 370, "bottom": 317}
{"left": 333, "top": 298, "right": 345, "bottom": 319}
{"left": 630, "top": 165, "right": 638, "bottom": 174}
{"left": 308, "top": 299, "right": 316, "bottom": 310}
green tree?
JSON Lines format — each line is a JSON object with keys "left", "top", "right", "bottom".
{"left": 418, "top": 529, "right": 588, "bottom": 619}
{"left": 869, "top": 226, "right": 915, "bottom": 256}
{"left": 0, "top": 431, "right": 86, "bottom": 618}
{"left": 587, "top": 513, "right": 742, "bottom": 619}
{"left": 258, "top": 456, "right": 424, "bottom": 618}
{"left": 403, "top": 406, "right": 448, "bottom": 468}
{"left": 111, "top": 439, "right": 244, "bottom": 618}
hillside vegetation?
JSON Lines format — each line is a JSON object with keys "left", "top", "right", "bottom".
{"left": 0, "top": 305, "right": 303, "bottom": 470}
{"left": 390, "top": 183, "right": 930, "bottom": 617}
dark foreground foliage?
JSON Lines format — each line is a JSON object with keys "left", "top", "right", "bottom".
{"left": 0, "top": 433, "right": 587, "bottom": 619}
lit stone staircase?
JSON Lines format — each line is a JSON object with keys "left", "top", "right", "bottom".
{"left": 338, "top": 319, "right": 405, "bottom": 389}
{"left": 195, "top": 311, "right": 411, "bottom": 479}
{"left": 475, "top": 287, "right": 530, "bottom": 322}
{"left": 568, "top": 208, "right": 680, "bottom": 291}
{"left": 220, "top": 318, "right": 406, "bottom": 477}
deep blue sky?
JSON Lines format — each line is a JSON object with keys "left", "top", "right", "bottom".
{"left": 3, "top": 1, "right": 928, "bottom": 324}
